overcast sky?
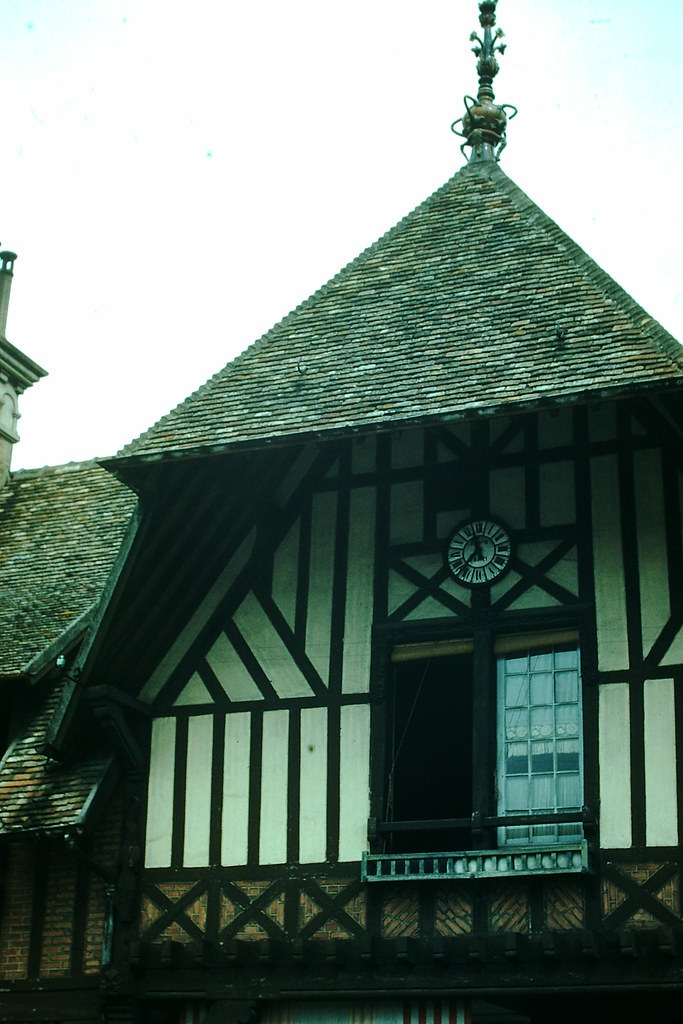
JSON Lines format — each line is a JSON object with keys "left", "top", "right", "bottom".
{"left": 4, "top": 0, "right": 682, "bottom": 470}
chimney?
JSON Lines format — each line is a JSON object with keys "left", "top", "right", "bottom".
{"left": 0, "top": 251, "right": 17, "bottom": 338}
{"left": 0, "top": 250, "right": 48, "bottom": 488}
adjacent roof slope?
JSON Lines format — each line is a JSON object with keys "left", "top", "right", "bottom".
{"left": 0, "top": 461, "right": 136, "bottom": 678}
{"left": 119, "top": 159, "right": 683, "bottom": 462}
{"left": 0, "top": 680, "right": 112, "bottom": 835}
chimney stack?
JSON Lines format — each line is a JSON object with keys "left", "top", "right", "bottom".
{"left": 0, "top": 249, "right": 47, "bottom": 487}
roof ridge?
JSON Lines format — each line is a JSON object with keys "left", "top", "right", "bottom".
{"left": 10, "top": 458, "right": 111, "bottom": 479}
{"left": 494, "top": 168, "right": 683, "bottom": 371}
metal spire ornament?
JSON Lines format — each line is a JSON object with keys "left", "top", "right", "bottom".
{"left": 451, "top": 0, "right": 517, "bottom": 161}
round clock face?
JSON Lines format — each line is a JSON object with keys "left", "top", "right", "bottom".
{"left": 447, "top": 519, "right": 512, "bottom": 586}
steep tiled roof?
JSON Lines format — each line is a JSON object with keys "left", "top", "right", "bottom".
{"left": 0, "top": 680, "right": 111, "bottom": 835}
{"left": 119, "top": 159, "right": 682, "bottom": 461}
{"left": 0, "top": 461, "right": 136, "bottom": 678}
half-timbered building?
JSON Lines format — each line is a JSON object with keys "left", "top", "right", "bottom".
{"left": 1, "top": 3, "right": 683, "bottom": 1022}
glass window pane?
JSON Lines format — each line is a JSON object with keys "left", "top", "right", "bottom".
{"left": 555, "top": 649, "right": 578, "bottom": 670}
{"left": 506, "top": 776, "right": 529, "bottom": 811}
{"left": 506, "top": 708, "right": 528, "bottom": 740}
{"left": 556, "top": 704, "right": 579, "bottom": 737}
{"left": 557, "top": 772, "right": 581, "bottom": 809}
{"left": 530, "top": 705, "right": 553, "bottom": 738}
{"left": 556, "top": 670, "right": 579, "bottom": 702}
{"left": 529, "top": 652, "right": 553, "bottom": 672}
{"left": 506, "top": 675, "right": 529, "bottom": 707}
{"left": 506, "top": 655, "right": 529, "bottom": 675}
{"left": 530, "top": 774, "right": 553, "bottom": 809}
{"left": 530, "top": 672, "right": 553, "bottom": 705}
{"left": 531, "top": 741, "right": 553, "bottom": 774}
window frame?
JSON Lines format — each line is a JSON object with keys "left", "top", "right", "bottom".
{"left": 371, "top": 623, "right": 587, "bottom": 858}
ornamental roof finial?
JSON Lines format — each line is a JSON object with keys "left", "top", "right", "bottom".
{"left": 451, "top": 0, "right": 517, "bottom": 162}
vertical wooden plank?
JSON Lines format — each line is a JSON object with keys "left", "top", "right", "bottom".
{"left": 259, "top": 710, "right": 290, "bottom": 865}
{"left": 342, "top": 487, "right": 376, "bottom": 694}
{"left": 591, "top": 455, "right": 629, "bottom": 671}
{"left": 539, "top": 461, "right": 575, "bottom": 527}
{"left": 644, "top": 678, "right": 678, "bottom": 847}
{"left": 634, "top": 449, "right": 670, "bottom": 659}
{"left": 145, "top": 717, "right": 176, "bottom": 868}
{"left": 338, "top": 703, "right": 371, "bottom": 862}
{"left": 598, "top": 684, "right": 632, "bottom": 849}
{"left": 183, "top": 715, "right": 214, "bottom": 867}
{"left": 299, "top": 707, "right": 328, "bottom": 863}
{"left": 390, "top": 480, "right": 423, "bottom": 544}
{"left": 306, "top": 491, "right": 337, "bottom": 682}
{"left": 221, "top": 712, "right": 251, "bottom": 866}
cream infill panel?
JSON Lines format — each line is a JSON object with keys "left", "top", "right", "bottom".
{"left": 338, "top": 704, "right": 371, "bottom": 862}
{"left": 644, "top": 679, "right": 678, "bottom": 847}
{"left": 206, "top": 631, "right": 263, "bottom": 702}
{"left": 634, "top": 450, "right": 670, "bottom": 660}
{"left": 342, "top": 487, "right": 376, "bottom": 694}
{"left": 591, "top": 455, "right": 629, "bottom": 671}
{"left": 183, "top": 715, "right": 213, "bottom": 866}
{"left": 145, "top": 717, "right": 176, "bottom": 868}
{"left": 235, "top": 592, "right": 312, "bottom": 698}
{"left": 222, "top": 712, "right": 251, "bottom": 866}
{"left": 599, "top": 684, "right": 632, "bottom": 849}
{"left": 306, "top": 491, "right": 336, "bottom": 683}
{"left": 272, "top": 521, "right": 300, "bottom": 632}
{"left": 174, "top": 672, "right": 213, "bottom": 706}
{"left": 259, "top": 710, "right": 289, "bottom": 865}
{"left": 540, "top": 462, "right": 575, "bottom": 527}
{"left": 299, "top": 707, "right": 328, "bottom": 863}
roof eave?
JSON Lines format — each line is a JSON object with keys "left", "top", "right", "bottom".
{"left": 104, "top": 376, "right": 683, "bottom": 479}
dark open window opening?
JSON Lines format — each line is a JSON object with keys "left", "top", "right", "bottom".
{"left": 386, "top": 650, "right": 474, "bottom": 854}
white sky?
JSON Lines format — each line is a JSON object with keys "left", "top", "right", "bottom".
{"left": 3, "top": 0, "right": 682, "bottom": 470}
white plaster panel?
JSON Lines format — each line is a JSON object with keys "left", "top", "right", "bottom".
{"left": 634, "top": 450, "right": 671, "bottom": 660}
{"left": 598, "top": 684, "right": 632, "bottom": 849}
{"left": 144, "top": 717, "right": 177, "bottom": 868}
{"left": 183, "top": 715, "right": 214, "bottom": 866}
{"left": 206, "top": 630, "right": 263, "bottom": 702}
{"left": 272, "top": 520, "right": 300, "bottom": 632}
{"left": 174, "top": 672, "right": 214, "bottom": 706}
{"left": 342, "top": 487, "right": 376, "bottom": 694}
{"left": 235, "top": 592, "right": 312, "bottom": 698}
{"left": 222, "top": 712, "right": 251, "bottom": 866}
{"left": 259, "top": 710, "right": 290, "bottom": 865}
{"left": 140, "top": 529, "right": 255, "bottom": 703}
{"left": 490, "top": 466, "right": 525, "bottom": 529}
{"left": 299, "top": 707, "right": 328, "bottom": 863}
{"left": 306, "top": 490, "right": 336, "bottom": 683}
{"left": 390, "top": 480, "right": 423, "bottom": 544}
{"left": 338, "top": 703, "right": 371, "bottom": 862}
{"left": 644, "top": 679, "right": 678, "bottom": 847}
{"left": 662, "top": 626, "right": 683, "bottom": 667}
{"left": 539, "top": 461, "right": 575, "bottom": 527}
{"left": 591, "top": 455, "right": 629, "bottom": 672}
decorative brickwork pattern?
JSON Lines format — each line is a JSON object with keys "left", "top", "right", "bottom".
{"left": 489, "top": 884, "right": 529, "bottom": 934}
{"left": 544, "top": 882, "right": 584, "bottom": 931}
{"left": 381, "top": 890, "right": 420, "bottom": 938}
{"left": 601, "top": 862, "right": 681, "bottom": 929}
{"left": 0, "top": 843, "right": 34, "bottom": 980}
{"left": 435, "top": 889, "right": 473, "bottom": 936}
